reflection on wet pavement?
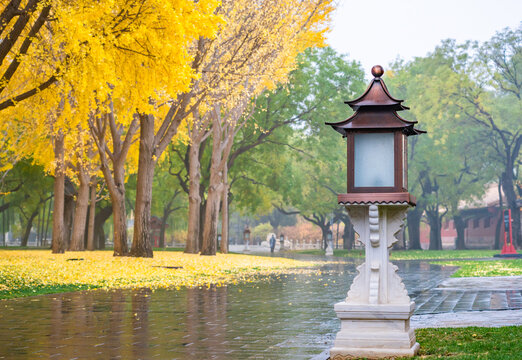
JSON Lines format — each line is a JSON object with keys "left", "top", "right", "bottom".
{"left": 0, "top": 257, "right": 519, "bottom": 359}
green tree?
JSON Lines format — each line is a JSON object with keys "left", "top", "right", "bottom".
{"left": 1, "top": 160, "right": 53, "bottom": 246}
{"left": 151, "top": 158, "right": 186, "bottom": 248}
{"left": 230, "top": 47, "right": 365, "bottom": 246}
{"left": 425, "top": 30, "right": 521, "bottom": 247}
{"left": 387, "top": 29, "right": 519, "bottom": 250}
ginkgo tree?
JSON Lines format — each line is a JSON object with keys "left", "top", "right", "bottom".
{"left": 1, "top": 0, "right": 221, "bottom": 256}
{"left": 175, "top": 0, "right": 335, "bottom": 256}
{"left": 0, "top": 0, "right": 55, "bottom": 112}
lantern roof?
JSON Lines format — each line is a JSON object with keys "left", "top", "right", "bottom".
{"left": 326, "top": 109, "right": 423, "bottom": 137}
{"left": 346, "top": 66, "right": 409, "bottom": 111}
{"left": 326, "top": 65, "right": 426, "bottom": 137}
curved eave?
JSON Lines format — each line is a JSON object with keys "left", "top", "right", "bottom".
{"left": 326, "top": 110, "right": 418, "bottom": 128}
{"left": 410, "top": 127, "right": 427, "bottom": 135}
{"left": 380, "top": 78, "right": 403, "bottom": 102}
{"left": 394, "top": 111, "right": 418, "bottom": 125}
{"left": 326, "top": 123, "right": 426, "bottom": 137}
{"left": 346, "top": 103, "right": 410, "bottom": 111}
{"left": 403, "top": 125, "right": 426, "bottom": 136}
{"left": 345, "top": 78, "right": 405, "bottom": 109}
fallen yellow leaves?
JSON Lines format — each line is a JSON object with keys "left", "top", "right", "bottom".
{"left": 0, "top": 250, "right": 318, "bottom": 294}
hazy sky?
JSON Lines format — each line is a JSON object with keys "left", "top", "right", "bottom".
{"left": 327, "top": 0, "right": 521, "bottom": 76}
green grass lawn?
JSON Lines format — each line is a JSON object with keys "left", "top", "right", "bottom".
{"left": 293, "top": 248, "right": 499, "bottom": 260}
{"left": 390, "top": 249, "right": 499, "bottom": 260}
{"left": 292, "top": 249, "right": 366, "bottom": 257}
{"left": 435, "top": 259, "right": 522, "bottom": 277}
{"left": 0, "top": 246, "right": 50, "bottom": 250}
{"left": 407, "top": 326, "right": 521, "bottom": 359}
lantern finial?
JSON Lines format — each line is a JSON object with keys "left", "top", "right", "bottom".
{"left": 371, "top": 65, "right": 384, "bottom": 78}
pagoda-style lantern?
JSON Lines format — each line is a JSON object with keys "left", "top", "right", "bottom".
{"left": 326, "top": 66, "right": 425, "bottom": 359}
{"left": 326, "top": 65, "right": 424, "bottom": 204}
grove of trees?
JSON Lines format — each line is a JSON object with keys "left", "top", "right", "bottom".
{"left": 0, "top": 0, "right": 335, "bottom": 257}
{"left": 0, "top": 0, "right": 520, "bottom": 256}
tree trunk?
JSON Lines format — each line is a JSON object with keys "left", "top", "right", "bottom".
{"left": 2, "top": 199, "right": 6, "bottom": 246}
{"left": 220, "top": 164, "right": 229, "bottom": 254}
{"left": 21, "top": 209, "right": 38, "bottom": 246}
{"left": 112, "top": 194, "right": 128, "bottom": 255}
{"left": 342, "top": 220, "right": 354, "bottom": 250}
{"left": 63, "top": 192, "right": 75, "bottom": 250}
{"left": 96, "top": 227, "right": 105, "bottom": 249}
{"left": 454, "top": 214, "right": 467, "bottom": 250}
{"left": 130, "top": 114, "right": 154, "bottom": 258}
{"left": 201, "top": 121, "right": 226, "bottom": 256}
{"left": 36, "top": 205, "right": 42, "bottom": 246}
{"left": 426, "top": 210, "right": 442, "bottom": 250}
{"left": 502, "top": 166, "right": 520, "bottom": 247}
{"left": 321, "top": 225, "right": 330, "bottom": 250}
{"left": 159, "top": 202, "right": 174, "bottom": 249}
{"left": 39, "top": 198, "right": 48, "bottom": 247}
{"left": 159, "top": 215, "right": 167, "bottom": 248}
{"left": 69, "top": 168, "right": 90, "bottom": 251}
{"left": 201, "top": 178, "right": 222, "bottom": 256}
{"left": 185, "top": 145, "right": 201, "bottom": 254}
{"left": 201, "top": 143, "right": 221, "bottom": 255}
{"left": 407, "top": 206, "right": 422, "bottom": 250}
{"left": 102, "top": 155, "right": 129, "bottom": 256}
{"left": 52, "top": 132, "right": 65, "bottom": 254}
{"left": 95, "top": 204, "right": 112, "bottom": 250}
{"left": 198, "top": 199, "right": 206, "bottom": 251}
{"left": 92, "top": 110, "right": 138, "bottom": 256}
{"left": 44, "top": 196, "right": 52, "bottom": 247}
{"left": 86, "top": 181, "right": 96, "bottom": 251}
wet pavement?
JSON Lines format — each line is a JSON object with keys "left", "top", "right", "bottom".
{"left": 0, "top": 256, "right": 520, "bottom": 359}
{"left": 413, "top": 274, "right": 522, "bottom": 314}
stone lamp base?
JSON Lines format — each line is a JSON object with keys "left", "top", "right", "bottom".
{"left": 330, "top": 302, "right": 419, "bottom": 359}
{"left": 329, "top": 203, "right": 419, "bottom": 359}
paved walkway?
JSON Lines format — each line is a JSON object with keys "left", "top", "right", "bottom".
{"left": 0, "top": 257, "right": 520, "bottom": 359}
{"left": 411, "top": 275, "right": 522, "bottom": 328}
{"left": 412, "top": 309, "right": 522, "bottom": 328}
{"left": 413, "top": 275, "right": 522, "bottom": 314}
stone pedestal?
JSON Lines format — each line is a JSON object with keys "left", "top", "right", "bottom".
{"left": 330, "top": 203, "right": 419, "bottom": 359}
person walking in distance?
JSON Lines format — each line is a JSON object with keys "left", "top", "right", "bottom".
{"left": 270, "top": 234, "right": 276, "bottom": 253}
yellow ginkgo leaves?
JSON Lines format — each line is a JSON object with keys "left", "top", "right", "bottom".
{"left": 0, "top": 250, "right": 319, "bottom": 297}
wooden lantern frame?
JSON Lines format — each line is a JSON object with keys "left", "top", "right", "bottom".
{"left": 346, "top": 130, "right": 407, "bottom": 193}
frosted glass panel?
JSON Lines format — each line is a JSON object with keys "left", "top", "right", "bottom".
{"left": 354, "top": 133, "right": 394, "bottom": 187}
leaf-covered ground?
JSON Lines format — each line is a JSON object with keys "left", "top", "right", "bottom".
{"left": 0, "top": 250, "right": 318, "bottom": 299}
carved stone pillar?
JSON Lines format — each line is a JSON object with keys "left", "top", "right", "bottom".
{"left": 330, "top": 203, "right": 419, "bottom": 359}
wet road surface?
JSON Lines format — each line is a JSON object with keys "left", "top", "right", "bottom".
{"left": 0, "top": 256, "right": 520, "bottom": 359}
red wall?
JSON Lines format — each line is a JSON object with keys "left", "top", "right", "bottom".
{"left": 419, "top": 207, "right": 500, "bottom": 249}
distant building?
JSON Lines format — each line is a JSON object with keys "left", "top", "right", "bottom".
{"left": 420, "top": 183, "right": 520, "bottom": 249}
